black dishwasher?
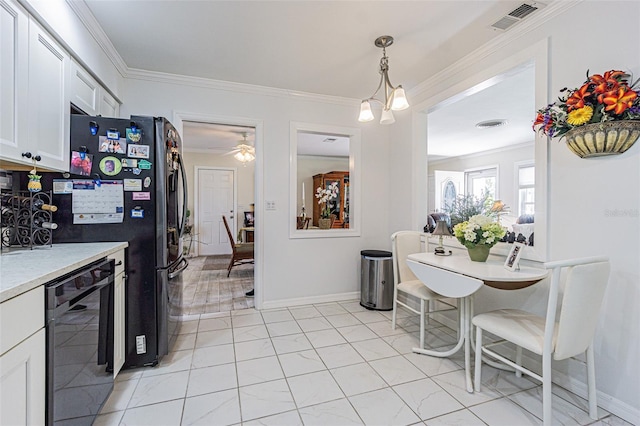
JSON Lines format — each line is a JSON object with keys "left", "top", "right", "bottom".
{"left": 45, "top": 257, "right": 115, "bottom": 425}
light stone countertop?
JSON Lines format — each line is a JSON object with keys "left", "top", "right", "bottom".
{"left": 0, "top": 242, "right": 128, "bottom": 303}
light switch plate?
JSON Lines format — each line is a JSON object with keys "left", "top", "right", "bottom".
{"left": 266, "top": 201, "right": 276, "bottom": 210}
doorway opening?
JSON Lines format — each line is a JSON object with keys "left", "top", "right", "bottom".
{"left": 181, "top": 121, "right": 256, "bottom": 314}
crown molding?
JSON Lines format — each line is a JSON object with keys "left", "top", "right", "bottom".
{"left": 65, "top": 0, "right": 128, "bottom": 77}
{"left": 125, "top": 67, "right": 359, "bottom": 107}
{"left": 67, "top": 0, "right": 578, "bottom": 108}
{"left": 408, "top": 0, "right": 581, "bottom": 99}
{"left": 183, "top": 147, "right": 229, "bottom": 155}
{"left": 429, "top": 140, "right": 534, "bottom": 165}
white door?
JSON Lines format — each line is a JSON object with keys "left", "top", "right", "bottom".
{"left": 434, "top": 170, "right": 464, "bottom": 212}
{"left": 197, "top": 168, "right": 235, "bottom": 256}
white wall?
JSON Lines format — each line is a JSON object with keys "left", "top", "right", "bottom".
{"left": 391, "top": 1, "right": 640, "bottom": 421}
{"left": 120, "top": 78, "right": 391, "bottom": 305}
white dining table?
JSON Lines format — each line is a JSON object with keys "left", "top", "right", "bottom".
{"left": 407, "top": 251, "right": 549, "bottom": 393}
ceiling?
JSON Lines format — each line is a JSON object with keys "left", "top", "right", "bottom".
{"left": 80, "top": 0, "right": 547, "bottom": 156}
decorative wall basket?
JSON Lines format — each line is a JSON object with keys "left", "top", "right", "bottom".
{"left": 564, "top": 120, "right": 640, "bottom": 158}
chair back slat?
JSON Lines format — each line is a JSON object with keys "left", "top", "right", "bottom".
{"left": 554, "top": 261, "right": 610, "bottom": 360}
{"left": 222, "top": 216, "right": 237, "bottom": 253}
{"left": 392, "top": 231, "right": 422, "bottom": 284}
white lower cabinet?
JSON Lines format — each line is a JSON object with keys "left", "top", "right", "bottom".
{"left": 0, "top": 329, "right": 46, "bottom": 426}
{"left": 0, "top": 285, "right": 45, "bottom": 426}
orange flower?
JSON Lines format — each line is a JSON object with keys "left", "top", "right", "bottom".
{"left": 602, "top": 87, "right": 638, "bottom": 115}
{"left": 566, "top": 83, "right": 591, "bottom": 111}
{"left": 533, "top": 113, "right": 544, "bottom": 127}
{"left": 590, "top": 70, "right": 625, "bottom": 94}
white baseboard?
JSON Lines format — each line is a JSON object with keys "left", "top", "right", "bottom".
{"left": 261, "top": 291, "right": 360, "bottom": 310}
{"left": 550, "top": 367, "right": 639, "bottom": 425}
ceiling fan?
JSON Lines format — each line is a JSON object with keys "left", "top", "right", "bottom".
{"left": 225, "top": 132, "right": 255, "bottom": 163}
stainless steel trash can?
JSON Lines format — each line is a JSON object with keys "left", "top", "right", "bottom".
{"left": 360, "top": 250, "right": 394, "bottom": 310}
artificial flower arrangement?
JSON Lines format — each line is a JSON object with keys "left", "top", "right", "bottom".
{"left": 533, "top": 70, "right": 640, "bottom": 138}
{"left": 452, "top": 214, "right": 506, "bottom": 249}
{"left": 315, "top": 181, "right": 339, "bottom": 219}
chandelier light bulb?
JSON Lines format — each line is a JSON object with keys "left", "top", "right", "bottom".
{"left": 358, "top": 100, "right": 375, "bottom": 122}
{"left": 391, "top": 86, "right": 409, "bottom": 111}
{"left": 380, "top": 108, "right": 395, "bottom": 125}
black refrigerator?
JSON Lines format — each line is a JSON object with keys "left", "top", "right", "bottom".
{"left": 41, "top": 114, "right": 188, "bottom": 368}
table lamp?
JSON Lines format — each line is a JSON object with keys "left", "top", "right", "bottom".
{"left": 432, "top": 220, "right": 452, "bottom": 256}
{"left": 490, "top": 200, "right": 510, "bottom": 224}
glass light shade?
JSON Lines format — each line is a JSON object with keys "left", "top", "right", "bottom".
{"left": 358, "top": 100, "right": 374, "bottom": 122}
{"left": 391, "top": 86, "right": 409, "bottom": 111}
{"left": 234, "top": 150, "right": 255, "bottom": 163}
{"left": 380, "top": 108, "right": 395, "bottom": 125}
{"left": 490, "top": 200, "right": 505, "bottom": 212}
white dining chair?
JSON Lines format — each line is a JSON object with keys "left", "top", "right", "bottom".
{"left": 472, "top": 256, "right": 610, "bottom": 425}
{"left": 391, "top": 231, "right": 458, "bottom": 350}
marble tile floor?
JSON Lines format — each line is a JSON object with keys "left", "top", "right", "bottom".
{"left": 96, "top": 301, "right": 631, "bottom": 426}
{"left": 180, "top": 255, "right": 254, "bottom": 316}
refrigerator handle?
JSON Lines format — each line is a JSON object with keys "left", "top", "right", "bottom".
{"left": 168, "top": 256, "right": 188, "bottom": 279}
{"left": 178, "top": 154, "right": 188, "bottom": 237}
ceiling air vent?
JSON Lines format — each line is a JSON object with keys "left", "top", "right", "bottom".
{"left": 476, "top": 119, "right": 508, "bottom": 129}
{"left": 491, "top": 2, "right": 543, "bottom": 31}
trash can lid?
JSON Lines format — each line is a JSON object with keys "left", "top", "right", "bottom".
{"left": 361, "top": 249, "right": 392, "bottom": 258}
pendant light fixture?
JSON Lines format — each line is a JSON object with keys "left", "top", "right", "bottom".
{"left": 227, "top": 132, "right": 255, "bottom": 165}
{"left": 358, "top": 35, "right": 410, "bottom": 125}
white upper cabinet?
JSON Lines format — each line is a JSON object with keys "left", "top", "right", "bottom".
{"left": 0, "top": 0, "right": 29, "bottom": 163}
{"left": 0, "top": 0, "right": 70, "bottom": 172}
{"left": 70, "top": 60, "right": 100, "bottom": 116}
{"left": 1, "top": 0, "right": 120, "bottom": 172}
{"left": 100, "top": 90, "right": 120, "bottom": 118}
{"left": 70, "top": 60, "right": 120, "bottom": 118}
{"left": 27, "top": 17, "right": 70, "bottom": 172}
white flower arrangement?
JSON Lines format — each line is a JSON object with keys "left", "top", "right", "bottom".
{"left": 315, "top": 181, "right": 339, "bottom": 219}
{"left": 453, "top": 214, "right": 506, "bottom": 249}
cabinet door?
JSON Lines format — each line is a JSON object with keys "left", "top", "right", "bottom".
{"left": 0, "top": 329, "right": 46, "bottom": 426}
{"left": 70, "top": 60, "right": 99, "bottom": 115}
{"left": 27, "top": 18, "right": 70, "bottom": 171}
{"left": 99, "top": 89, "right": 119, "bottom": 118}
{"left": 0, "top": 0, "right": 29, "bottom": 162}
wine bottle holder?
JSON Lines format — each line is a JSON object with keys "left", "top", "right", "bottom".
{"left": 1, "top": 190, "right": 55, "bottom": 250}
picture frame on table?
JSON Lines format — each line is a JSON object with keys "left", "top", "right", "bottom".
{"left": 504, "top": 242, "right": 525, "bottom": 271}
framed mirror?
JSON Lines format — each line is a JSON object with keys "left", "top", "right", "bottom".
{"left": 290, "top": 122, "right": 361, "bottom": 238}
{"left": 421, "top": 40, "right": 548, "bottom": 262}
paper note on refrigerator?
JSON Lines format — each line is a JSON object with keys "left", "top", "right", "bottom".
{"left": 72, "top": 180, "right": 125, "bottom": 223}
